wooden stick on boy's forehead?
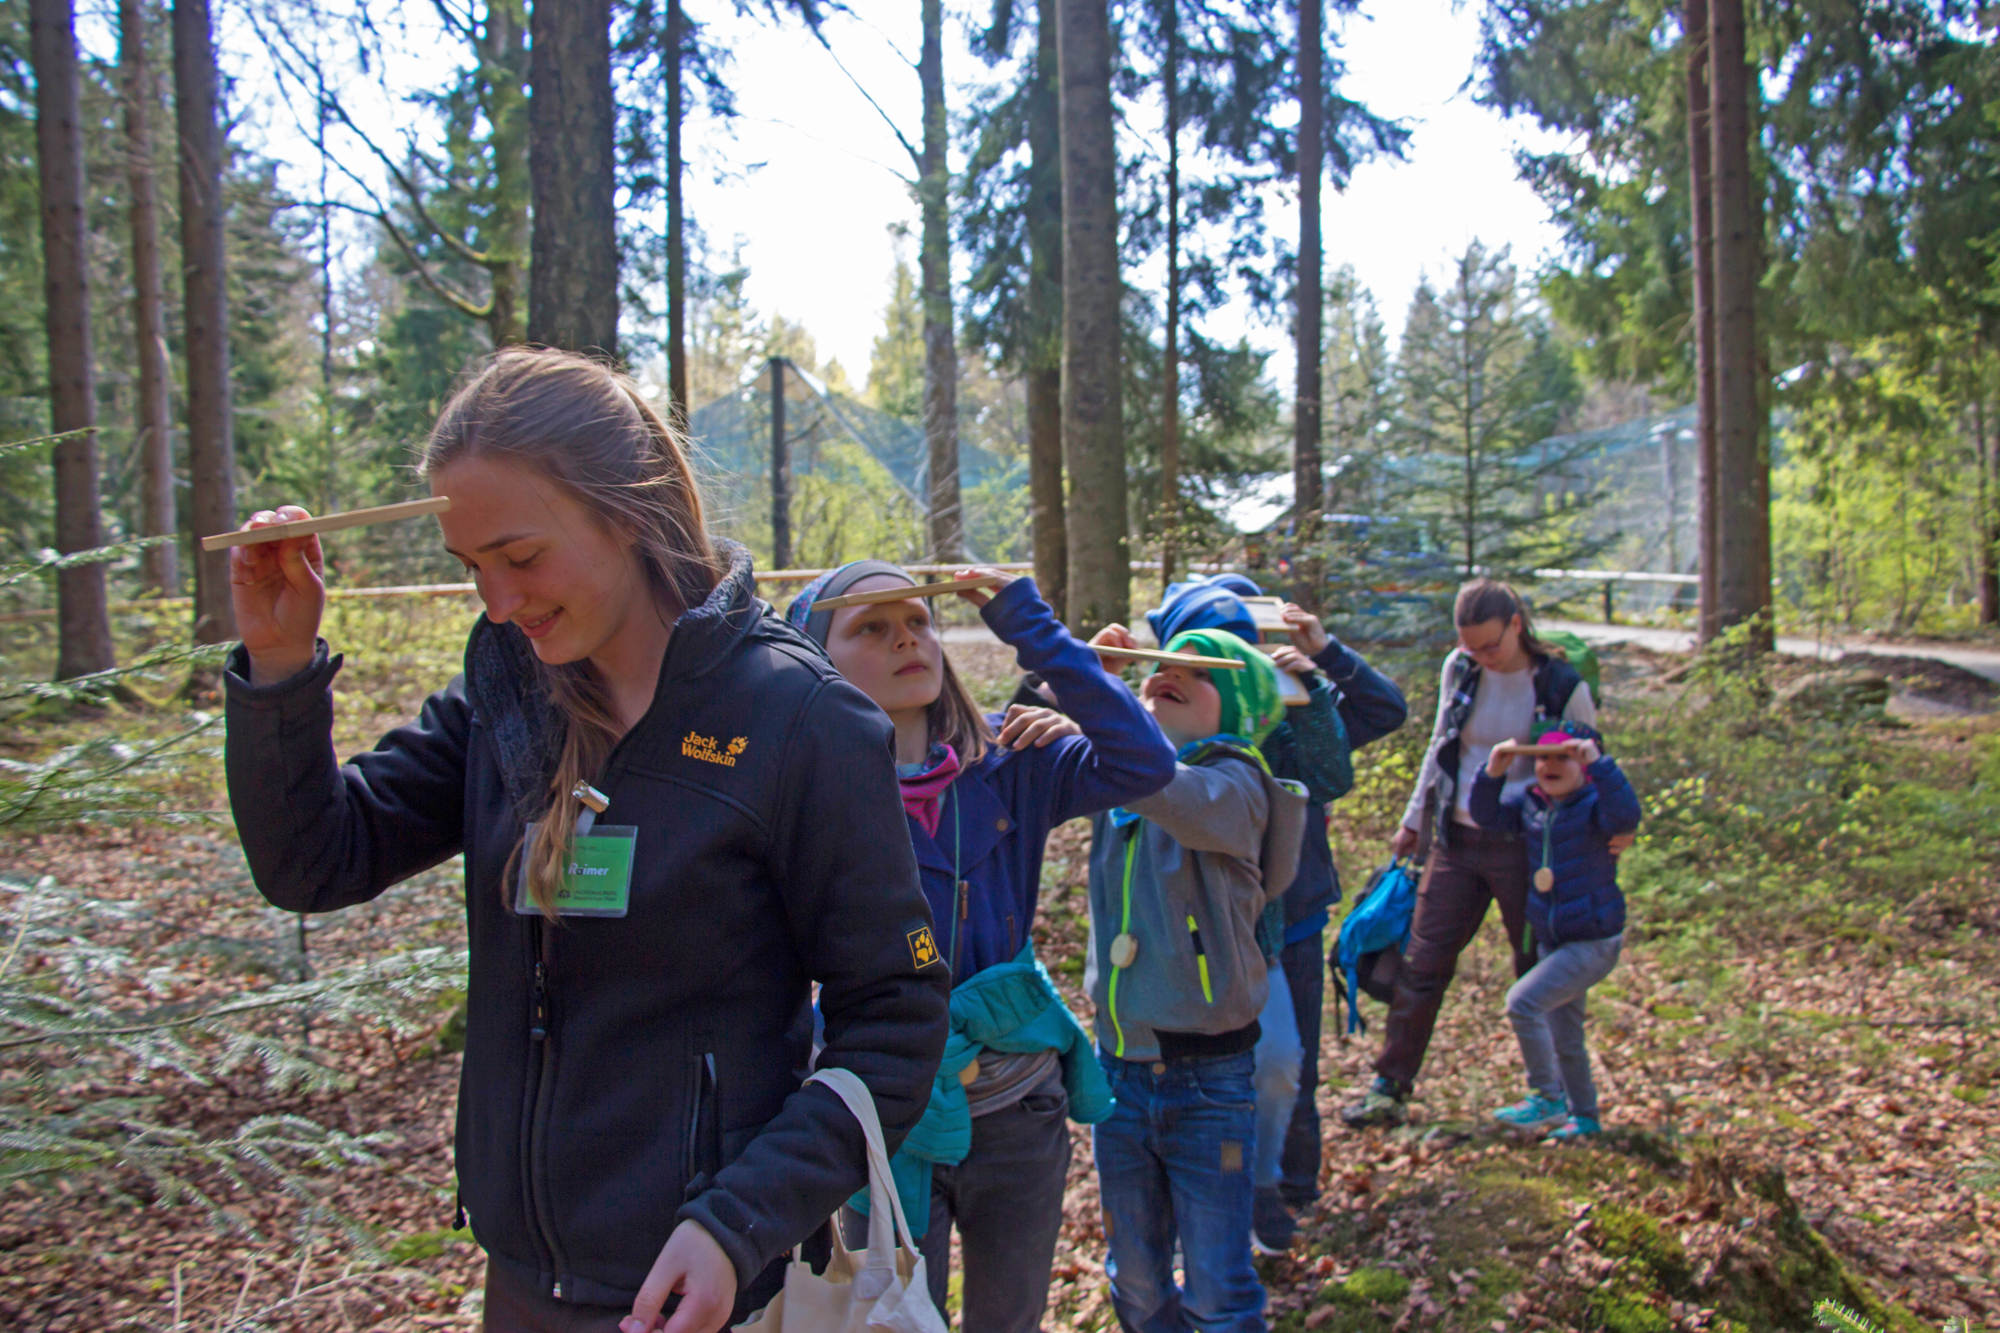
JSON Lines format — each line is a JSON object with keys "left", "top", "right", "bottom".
{"left": 1089, "top": 644, "right": 1245, "bottom": 670}
{"left": 201, "top": 496, "right": 453, "bottom": 551}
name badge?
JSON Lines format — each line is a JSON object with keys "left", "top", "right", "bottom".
{"left": 514, "top": 822, "right": 638, "bottom": 918}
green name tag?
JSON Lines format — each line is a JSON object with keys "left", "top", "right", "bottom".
{"left": 514, "top": 823, "right": 637, "bottom": 918}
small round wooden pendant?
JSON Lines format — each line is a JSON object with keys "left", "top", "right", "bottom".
{"left": 1110, "top": 933, "right": 1139, "bottom": 968}
{"left": 958, "top": 1059, "right": 981, "bottom": 1087}
{"left": 1534, "top": 867, "right": 1555, "bottom": 893}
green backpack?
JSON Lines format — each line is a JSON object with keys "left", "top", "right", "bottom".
{"left": 1540, "top": 629, "right": 1601, "bottom": 701}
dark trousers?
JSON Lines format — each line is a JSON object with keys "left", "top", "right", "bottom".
{"left": 843, "top": 1083, "right": 1072, "bottom": 1332}
{"left": 1278, "top": 932, "right": 1325, "bottom": 1205}
{"left": 481, "top": 1260, "right": 625, "bottom": 1333}
{"left": 1374, "top": 825, "right": 1533, "bottom": 1092}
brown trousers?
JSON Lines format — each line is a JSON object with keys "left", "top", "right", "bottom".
{"left": 1374, "top": 824, "right": 1534, "bottom": 1092}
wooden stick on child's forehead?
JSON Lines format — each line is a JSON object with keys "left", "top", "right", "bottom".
{"left": 201, "top": 496, "right": 453, "bottom": 551}
{"left": 808, "top": 575, "right": 1004, "bottom": 610}
{"left": 1090, "top": 644, "right": 1246, "bottom": 670}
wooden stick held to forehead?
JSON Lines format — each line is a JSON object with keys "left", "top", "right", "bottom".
{"left": 1091, "top": 644, "right": 1246, "bottom": 670}
{"left": 201, "top": 496, "right": 453, "bottom": 551}
{"left": 808, "top": 575, "right": 1004, "bottom": 610}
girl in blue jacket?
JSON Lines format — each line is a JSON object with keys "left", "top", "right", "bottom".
{"left": 787, "top": 562, "right": 1176, "bottom": 1333}
{"left": 1468, "top": 722, "right": 1641, "bottom": 1141}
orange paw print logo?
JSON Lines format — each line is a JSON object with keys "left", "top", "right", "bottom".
{"left": 908, "top": 926, "right": 942, "bottom": 969}
{"left": 726, "top": 736, "right": 748, "bottom": 758}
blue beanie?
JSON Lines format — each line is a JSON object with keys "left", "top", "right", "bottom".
{"left": 1146, "top": 580, "right": 1259, "bottom": 647}
{"left": 1205, "top": 572, "right": 1264, "bottom": 600}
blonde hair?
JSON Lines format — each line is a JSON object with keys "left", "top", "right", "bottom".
{"left": 421, "top": 347, "right": 726, "bottom": 916}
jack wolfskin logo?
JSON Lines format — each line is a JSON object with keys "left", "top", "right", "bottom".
{"left": 683, "top": 733, "right": 747, "bottom": 767}
{"left": 908, "top": 926, "right": 942, "bottom": 969}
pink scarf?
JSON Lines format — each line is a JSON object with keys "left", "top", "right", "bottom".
{"left": 899, "top": 745, "right": 962, "bottom": 837}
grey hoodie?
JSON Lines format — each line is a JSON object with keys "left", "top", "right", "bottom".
{"left": 1085, "top": 745, "right": 1308, "bottom": 1062}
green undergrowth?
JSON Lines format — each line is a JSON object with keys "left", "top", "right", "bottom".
{"left": 1276, "top": 1137, "right": 1920, "bottom": 1333}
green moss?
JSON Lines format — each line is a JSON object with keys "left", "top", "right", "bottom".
{"left": 1652, "top": 1003, "right": 1696, "bottom": 1020}
{"left": 1951, "top": 1085, "right": 1988, "bottom": 1105}
{"left": 1595, "top": 1202, "right": 1693, "bottom": 1295}
{"left": 1336, "top": 1267, "right": 1411, "bottom": 1305}
{"left": 383, "top": 1225, "right": 473, "bottom": 1264}
{"left": 1590, "top": 1289, "right": 1675, "bottom": 1333}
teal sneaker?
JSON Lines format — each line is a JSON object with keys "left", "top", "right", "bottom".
{"left": 1491, "top": 1092, "right": 1569, "bottom": 1131}
{"left": 1547, "top": 1115, "right": 1601, "bottom": 1142}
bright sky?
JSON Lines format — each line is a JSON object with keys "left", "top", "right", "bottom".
{"left": 182, "top": 0, "right": 1579, "bottom": 391}
{"left": 671, "top": 0, "right": 1579, "bottom": 383}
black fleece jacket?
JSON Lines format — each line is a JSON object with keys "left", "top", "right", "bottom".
{"left": 224, "top": 543, "right": 948, "bottom": 1315}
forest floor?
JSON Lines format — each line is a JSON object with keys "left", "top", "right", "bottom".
{"left": 0, "top": 602, "right": 1995, "bottom": 1333}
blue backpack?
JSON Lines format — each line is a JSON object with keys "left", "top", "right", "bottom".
{"left": 1334, "top": 858, "right": 1418, "bottom": 1034}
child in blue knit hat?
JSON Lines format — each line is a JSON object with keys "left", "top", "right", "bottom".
{"left": 1468, "top": 720, "right": 1641, "bottom": 1141}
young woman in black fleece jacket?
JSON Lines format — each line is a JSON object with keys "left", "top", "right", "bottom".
{"left": 222, "top": 349, "right": 948, "bottom": 1333}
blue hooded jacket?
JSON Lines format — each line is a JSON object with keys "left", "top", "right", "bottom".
{"left": 925, "top": 578, "right": 1178, "bottom": 976}
{"left": 1468, "top": 756, "right": 1642, "bottom": 947}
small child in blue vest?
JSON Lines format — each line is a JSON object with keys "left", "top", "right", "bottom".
{"left": 1467, "top": 720, "right": 1640, "bottom": 1141}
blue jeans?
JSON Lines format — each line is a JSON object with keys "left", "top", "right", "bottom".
{"left": 1093, "top": 1050, "right": 1263, "bottom": 1333}
{"left": 1251, "top": 959, "right": 1302, "bottom": 1191}
{"left": 1505, "top": 934, "right": 1622, "bottom": 1120}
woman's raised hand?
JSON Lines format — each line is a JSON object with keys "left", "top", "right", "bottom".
{"left": 229, "top": 506, "right": 327, "bottom": 685}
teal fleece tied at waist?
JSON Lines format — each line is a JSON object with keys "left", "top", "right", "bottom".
{"left": 851, "top": 944, "right": 1112, "bottom": 1235}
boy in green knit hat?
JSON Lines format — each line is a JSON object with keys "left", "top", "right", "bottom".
{"left": 1084, "top": 625, "right": 1308, "bottom": 1330}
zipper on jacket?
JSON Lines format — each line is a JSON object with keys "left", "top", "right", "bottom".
{"left": 1186, "top": 915, "right": 1214, "bottom": 1004}
{"left": 1108, "top": 830, "right": 1138, "bottom": 1058}
{"left": 522, "top": 917, "right": 570, "bottom": 1296}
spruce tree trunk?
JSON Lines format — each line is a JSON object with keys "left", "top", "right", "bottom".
{"left": 484, "top": 0, "right": 529, "bottom": 348}
{"left": 1707, "top": 0, "right": 1770, "bottom": 649}
{"left": 666, "top": 0, "right": 688, "bottom": 418}
{"left": 1686, "top": 0, "right": 1720, "bottom": 642}
{"left": 1977, "top": 356, "right": 1998, "bottom": 625}
{"left": 1293, "top": 0, "right": 1323, "bottom": 540}
{"left": 528, "top": 0, "right": 618, "bottom": 354}
{"left": 120, "top": 0, "right": 176, "bottom": 598}
{"left": 1056, "top": 0, "right": 1127, "bottom": 634}
{"left": 1027, "top": 0, "right": 1066, "bottom": 617}
{"left": 33, "top": 0, "right": 114, "bottom": 678}
{"left": 919, "top": 0, "right": 962, "bottom": 560}
{"left": 174, "top": 0, "right": 236, "bottom": 644}
{"left": 1159, "top": 0, "right": 1181, "bottom": 589}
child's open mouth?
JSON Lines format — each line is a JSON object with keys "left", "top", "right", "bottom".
{"left": 1150, "top": 682, "right": 1188, "bottom": 705}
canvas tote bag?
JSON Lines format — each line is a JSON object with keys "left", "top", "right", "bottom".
{"left": 732, "top": 1067, "right": 947, "bottom": 1333}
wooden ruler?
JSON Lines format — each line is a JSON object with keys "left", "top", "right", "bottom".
{"left": 201, "top": 496, "right": 453, "bottom": 551}
{"left": 1090, "top": 644, "right": 1246, "bottom": 670}
{"left": 1240, "top": 595, "right": 1298, "bottom": 636}
{"left": 809, "top": 575, "right": 1004, "bottom": 610}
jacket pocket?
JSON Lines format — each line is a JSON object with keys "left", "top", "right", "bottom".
{"left": 684, "top": 1052, "right": 722, "bottom": 1188}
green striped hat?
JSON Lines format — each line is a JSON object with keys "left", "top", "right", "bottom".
{"left": 1161, "top": 628, "right": 1284, "bottom": 747}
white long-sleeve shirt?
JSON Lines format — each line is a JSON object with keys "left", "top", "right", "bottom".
{"left": 1399, "top": 651, "right": 1597, "bottom": 833}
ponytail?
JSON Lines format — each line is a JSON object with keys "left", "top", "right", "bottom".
{"left": 1453, "top": 578, "right": 1558, "bottom": 663}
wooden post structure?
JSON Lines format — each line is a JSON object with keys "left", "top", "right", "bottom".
{"left": 770, "top": 357, "right": 791, "bottom": 572}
